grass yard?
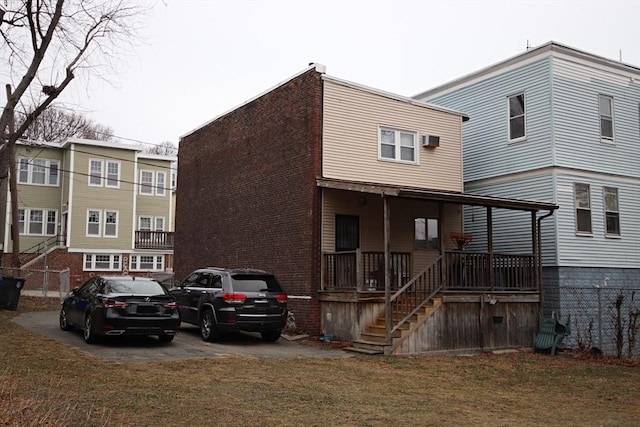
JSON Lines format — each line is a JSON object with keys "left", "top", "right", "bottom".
{"left": 2, "top": 297, "right": 640, "bottom": 426}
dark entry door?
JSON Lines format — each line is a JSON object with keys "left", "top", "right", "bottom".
{"left": 335, "top": 214, "right": 360, "bottom": 251}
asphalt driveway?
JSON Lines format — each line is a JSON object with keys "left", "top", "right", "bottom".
{"left": 12, "top": 311, "right": 353, "bottom": 363}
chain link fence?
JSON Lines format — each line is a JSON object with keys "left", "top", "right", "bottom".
{"left": 560, "top": 285, "right": 640, "bottom": 358}
{"left": 0, "top": 267, "right": 70, "bottom": 301}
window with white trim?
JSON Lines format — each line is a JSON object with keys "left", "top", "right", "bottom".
{"left": 574, "top": 183, "right": 592, "bottom": 234}
{"left": 603, "top": 187, "right": 620, "bottom": 236}
{"left": 379, "top": 127, "right": 416, "bottom": 163}
{"left": 106, "top": 161, "right": 120, "bottom": 188}
{"left": 156, "top": 171, "right": 166, "bottom": 196}
{"left": 599, "top": 95, "right": 614, "bottom": 142}
{"left": 17, "top": 158, "right": 60, "bottom": 186}
{"left": 84, "top": 254, "right": 121, "bottom": 271}
{"left": 508, "top": 93, "right": 525, "bottom": 141}
{"left": 139, "top": 216, "right": 152, "bottom": 231}
{"left": 104, "top": 211, "right": 118, "bottom": 237}
{"left": 89, "top": 159, "right": 103, "bottom": 186}
{"left": 130, "top": 255, "right": 164, "bottom": 271}
{"left": 155, "top": 217, "right": 165, "bottom": 231}
{"left": 87, "top": 210, "right": 101, "bottom": 236}
{"left": 140, "top": 170, "right": 154, "bottom": 194}
{"left": 17, "top": 208, "right": 57, "bottom": 236}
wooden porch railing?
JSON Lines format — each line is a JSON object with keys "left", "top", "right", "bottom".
{"left": 445, "top": 251, "right": 535, "bottom": 291}
{"left": 322, "top": 250, "right": 411, "bottom": 291}
{"left": 389, "top": 255, "right": 443, "bottom": 336}
{"left": 134, "top": 231, "right": 175, "bottom": 250}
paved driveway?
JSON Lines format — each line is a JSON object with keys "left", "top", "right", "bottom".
{"left": 12, "top": 311, "right": 353, "bottom": 363}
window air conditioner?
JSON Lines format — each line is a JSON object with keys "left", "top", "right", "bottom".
{"left": 422, "top": 135, "right": 440, "bottom": 148}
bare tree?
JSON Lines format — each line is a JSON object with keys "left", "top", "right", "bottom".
{"left": 1, "top": 0, "right": 147, "bottom": 264}
{"left": 18, "top": 107, "right": 114, "bottom": 142}
{"left": 144, "top": 140, "right": 178, "bottom": 156}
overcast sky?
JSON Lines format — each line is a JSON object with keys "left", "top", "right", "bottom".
{"left": 22, "top": 0, "right": 640, "bottom": 147}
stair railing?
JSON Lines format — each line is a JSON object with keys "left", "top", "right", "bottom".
{"left": 388, "top": 255, "right": 443, "bottom": 339}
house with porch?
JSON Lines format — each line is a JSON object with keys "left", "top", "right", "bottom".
{"left": 0, "top": 138, "right": 176, "bottom": 291}
{"left": 414, "top": 42, "right": 640, "bottom": 353}
{"left": 175, "top": 64, "right": 557, "bottom": 355}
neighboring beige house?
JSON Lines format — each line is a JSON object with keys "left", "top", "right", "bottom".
{"left": 176, "top": 64, "right": 558, "bottom": 355}
{"left": 0, "top": 138, "right": 176, "bottom": 290}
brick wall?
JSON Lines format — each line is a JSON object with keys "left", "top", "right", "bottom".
{"left": 176, "top": 68, "right": 323, "bottom": 334}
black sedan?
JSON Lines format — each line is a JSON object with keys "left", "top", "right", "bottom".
{"left": 59, "top": 276, "right": 180, "bottom": 344}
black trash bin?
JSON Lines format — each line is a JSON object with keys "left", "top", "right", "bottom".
{"left": 0, "top": 276, "right": 26, "bottom": 311}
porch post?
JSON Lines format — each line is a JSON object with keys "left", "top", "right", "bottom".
{"left": 439, "top": 202, "right": 445, "bottom": 288}
{"left": 384, "top": 195, "right": 392, "bottom": 342}
{"left": 487, "top": 207, "right": 494, "bottom": 290}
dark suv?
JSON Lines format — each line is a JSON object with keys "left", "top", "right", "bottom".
{"left": 171, "top": 267, "right": 288, "bottom": 342}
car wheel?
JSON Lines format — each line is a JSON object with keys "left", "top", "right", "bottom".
{"left": 200, "top": 309, "right": 219, "bottom": 342}
{"left": 261, "top": 329, "right": 281, "bottom": 342}
{"left": 158, "top": 334, "right": 174, "bottom": 343}
{"left": 83, "top": 313, "right": 97, "bottom": 344}
{"left": 59, "top": 307, "right": 73, "bottom": 331}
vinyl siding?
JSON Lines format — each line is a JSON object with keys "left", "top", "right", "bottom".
{"left": 419, "top": 57, "right": 554, "bottom": 182}
{"left": 555, "top": 172, "right": 640, "bottom": 268}
{"left": 464, "top": 173, "right": 557, "bottom": 266}
{"left": 322, "top": 80, "right": 463, "bottom": 191}
{"left": 552, "top": 56, "right": 640, "bottom": 177}
{"left": 135, "top": 158, "right": 173, "bottom": 231}
{"left": 68, "top": 144, "right": 136, "bottom": 249}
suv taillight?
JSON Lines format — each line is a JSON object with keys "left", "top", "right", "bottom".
{"left": 104, "top": 298, "right": 128, "bottom": 308}
{"left": 222, "top": 292, "right": 247, "bottom": 304}
{"left": 276, "top": 294, "right": 288, "bottom": 302}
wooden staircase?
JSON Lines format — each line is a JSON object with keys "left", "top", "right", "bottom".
{"left": 345, "top": 297, "right": 443, "bottom": 355}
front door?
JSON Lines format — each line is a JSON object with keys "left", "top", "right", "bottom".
{"left": 335, "top": 214, "right": 359, "bottom": 252}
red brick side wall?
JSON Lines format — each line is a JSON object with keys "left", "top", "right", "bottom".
{"left": 175, "top": 68, "right": 323, "bottom": 335}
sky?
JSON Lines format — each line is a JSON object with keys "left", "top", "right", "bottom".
{"left": 11, "top": 0, "right": 640, "bottom": 147}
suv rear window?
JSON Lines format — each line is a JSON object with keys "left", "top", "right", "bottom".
{"left": 230, "top": 274, "right": 283, "bottom": 293}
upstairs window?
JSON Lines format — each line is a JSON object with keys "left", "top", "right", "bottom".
{"left": 574, "top": 183, "right": 592, "bottom": 234}
{"left": 17, "top": 158, "right": 60, "bottom": 186}
{"left": 104, "top": 211, "right": 118, "bottom": 237}
{"left": 17, "top": 208, "right": 57, "bottom": 236}
{"left": 106, "top": 161, "right": 120, "bottom": 188}
{"left": 599, "top": 95, "right": 614, "bottom": 142}
{"left": 140, "top": 170, "right": 154, "bottom": 194}
{"left": 603, "top": 187, "right": 620, "bottom": 236}
{"left": 89, "top": 159, "right": 103, "bottom": 186}
{"left": 379, "top": 127, "right": 416, "bottom": 163}
{"left": 87, "top": 210, "right": 101, "bottom": 236}
{"left": 508, "top": 93, "right": 526, "bottom": 141}
{"left": 156, "top": 171, "right": 166, "bottom": 196}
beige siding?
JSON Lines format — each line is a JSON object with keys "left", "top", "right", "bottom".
{"left": 135, "top": 158, "right": 173, "bottom": 231}
{"left": 68, "top": 145, "right": 136, "bottom": 249}
{"left": 322, "top": 80, "right": 463, "bottom": 191}
{"left": 321, "top": 188, "right": 462, "bottom": 275}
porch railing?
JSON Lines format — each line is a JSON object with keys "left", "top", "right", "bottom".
{"left": 323, "top": 250, "right": 411, "bottom": 291}
{"left": 389, "top": 255, "right": 443, "bottom": 336}
{"left": 134, "top": 231, "right": 175, "bottom": 250}
{"left": 445, "top": 251, "right": 535, "bottom": 291}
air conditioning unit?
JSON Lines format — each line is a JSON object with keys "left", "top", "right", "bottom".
{"left": 422, "top": 135, "right": 440, "bottom": 148}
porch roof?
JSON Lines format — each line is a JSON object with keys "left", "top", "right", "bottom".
{"left": 316, "top": 178, "right": 558, "bottom": 212}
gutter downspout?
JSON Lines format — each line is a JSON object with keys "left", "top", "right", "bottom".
{"left": 537, "top": 209, "right": 556, "bottom": 310}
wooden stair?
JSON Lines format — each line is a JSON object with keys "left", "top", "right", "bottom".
{"left": 344, "top": 297, "right": 442, "bottom": 355}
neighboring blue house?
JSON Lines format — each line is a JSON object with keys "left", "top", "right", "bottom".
{"left": 415, "top": 42, "right": 640, "bottom": 343}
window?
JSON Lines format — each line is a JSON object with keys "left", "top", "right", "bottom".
{"left": 379, "top": 127, "right": 416, "bottom": 163}
{"left": 508, "top": 93, "right": 526, "bottom": 141}
{"left": 603, "top": 187, "right": 620, "bottom": 236}
{"left": 156, "top": 171, "right": 166, "bottom": 196}
{"left": 89, "top": 159, "right": 103, "bottom": 186}
{"left": 106, "top": 161, "right": 120, "bottom": 188}
{"left": 574, "top": 183, "right": 592, "bottom": 234}
{"left": 17, "top": 208, "right": 57, "bottom": 236}
{"left": 104, "top": 211, "right": 118, "bottom": 237}
{"left": 17, "top": 158, "right": 60, "bottom": 186}
{"left": 130, "top": 255, "right": 164, "bottom": 271}
{"left": 84, "top": 254, "right": 121, "bottom": 271}
{"left": 155, "top": 217, "right": 165, "bottom": 232}
{"left": 139, "top": 216, "right": 152, "bottom": 231}
{"left": 335, "top": 215, "right": 359, "bottom": 251}
{"left": 140, "top": 170, "right": 154, "bottom": 194}
{"left": 599, "top": 95, "right": 614, "bottom": 141}
{"left": 414, "top": 218, "right": 439, "bottom": 250}
{"left": 87, "top": 210, "right": 101, "bottom": 236}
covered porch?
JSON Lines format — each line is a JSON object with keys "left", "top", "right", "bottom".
{"left": 317, "top": 178, "right": 558, "bottom": 354}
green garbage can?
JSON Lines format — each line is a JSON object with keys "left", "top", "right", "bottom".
{"left": 0, "top": 276, "right": 26, "bottom": 311}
